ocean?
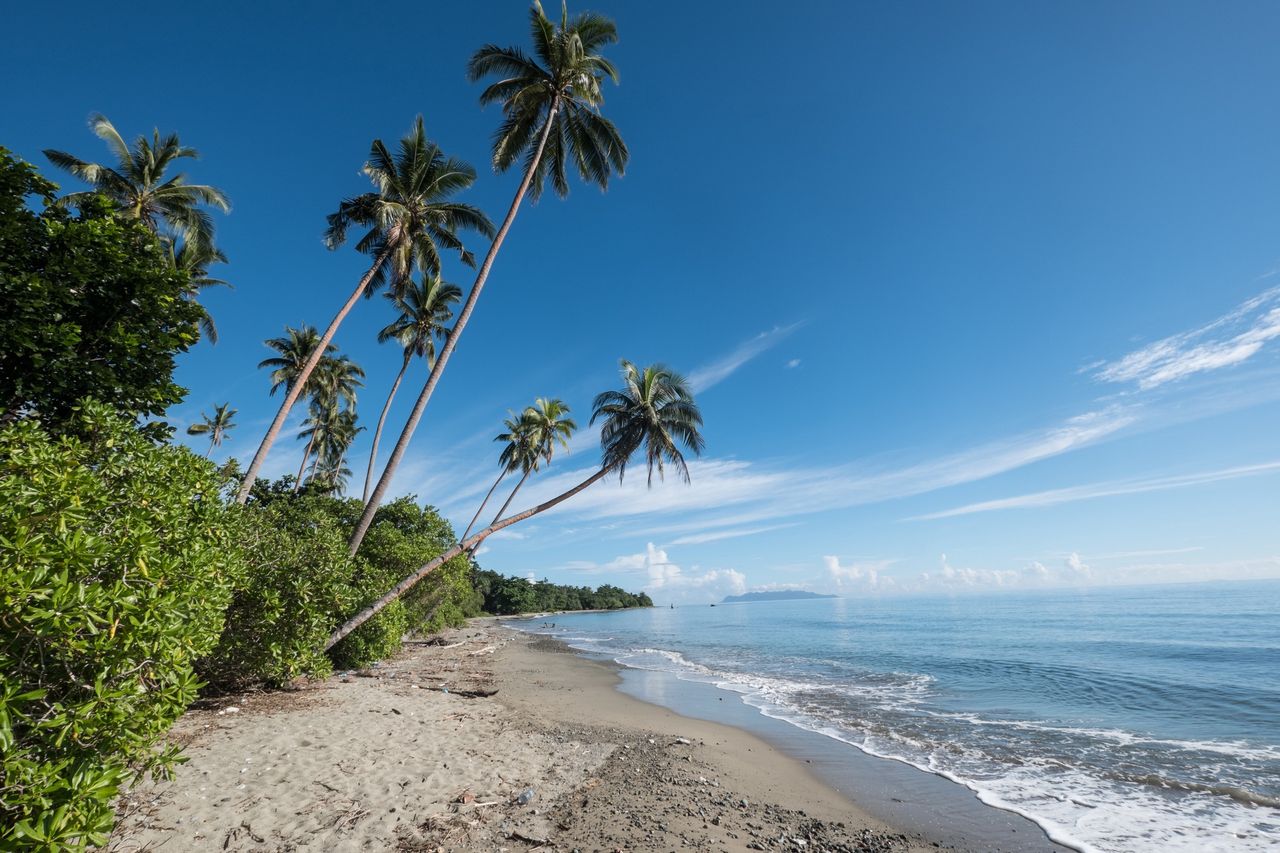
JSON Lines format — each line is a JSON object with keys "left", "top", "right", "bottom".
{"left": 514, "top": 580, "right": 1280, "bottom": 853}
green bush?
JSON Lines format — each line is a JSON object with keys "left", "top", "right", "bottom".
{"left": 0, "top": 149, "right": 201, "bottom": 428}
{"left": 198, "top": 499, "right": 353, "bottom": 689}
{"left": 0, "top": 404, "right": 236, "bottom": 850}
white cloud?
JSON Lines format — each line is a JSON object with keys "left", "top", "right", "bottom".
{"left": 669, "top": 523, "right": 799, "bottom": 546}
{"left": 1094, "top": 286, "right": 1280, "bottom": 389}
{"left": 911, "top": 460, "right": 1280, "bottom": 520}
{"left": 687, "top": 323, "right": 803, "bottom": 392}
{"left": 786, "top": 358, "right": 802, "bottom": 369}
{"left": 1065, "top": 552, "right": 1092, "bottom": 581}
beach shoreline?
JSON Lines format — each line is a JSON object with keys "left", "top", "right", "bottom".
{"left": 105, "top": 619, "right": 1052, "bottom": 851}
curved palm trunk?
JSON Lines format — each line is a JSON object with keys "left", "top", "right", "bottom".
{"left": 327, "top": 467, "right": 608, "bottom": 650}
{"left": 293, "top": 432, "right": 316, "bottom": 494}
{"left": 347, "top": 98, "right": 563, "bottom": 555}
{"left": 362, "top": 353, "right": 412, "bottom": 503}
{"left": 461, "top": 469, "right": 508, "bottom": 542}
{"left": 203, "top": 442, "right": 213, "bottom": 458}
{"left": 488, "top": 468, "right": 532, "bottom": 529}
{"left": 234, "top": 243, "right": 395, "bottom": 504}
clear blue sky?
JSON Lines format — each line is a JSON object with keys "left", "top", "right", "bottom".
{"left": 7, "top": 1, "right": 1280, "bottom": 601}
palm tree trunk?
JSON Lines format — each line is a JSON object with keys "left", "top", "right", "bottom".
{"left": 293, "top": 432, "right": 316, "bottom": 494}
{"left": 347, "top": 97, "right": 563, "bottom": 555}
{"left": 488, "top": 468, "right": 532, "bottom": 528}
{"left": 362, "top": 353, "right": 411, "bottom": 503}
{"left": 203, "top": 442, "right": 213, "bottom": 458}
{"left": 234, "top": 243, "right": 395, "bottom": 504}
{"left": 327, "top": 466, "right": 608, "bottom": 650}
{"left": 461, "top": 469, "right": 508, "bottom": 542}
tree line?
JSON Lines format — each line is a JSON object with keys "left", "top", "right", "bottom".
{"left": 475, "top": 569, "right": 653, "bottom": 615}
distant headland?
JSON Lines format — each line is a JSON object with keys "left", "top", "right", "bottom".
{"left": 721, "top": 590, "right": 838, "bottom": 604}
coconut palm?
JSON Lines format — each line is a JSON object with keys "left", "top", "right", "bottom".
{"left": 259, "top": 326, "right": 335, "bottom": 397}
{"left": 186, "top": 403, "right": 237, "bottom": 457}
{"left": 293, "top": 355, "right": 365, "bottom": 492}
{"left": 43, "top": 114, "right": 229, "bottom": 249}
{"left": 488, "top": 397, "right": 576, "bottom": 526}
{"left": 362, "top": 275, "right": 462, "bottom": 502}
{"left": 304, "top": 408, "right": 363, "bottom": 495}
{"left": 327, "top": 360, "right": 700, "bottom": 650}
{"left": 234, "top": 117, "right": 493, "bottom": 504}
{"left": 460, "top": 411, "right": 536, "bottom": 542}
{"left": 169, "top": 239, "right": 229, "bottom": 343}
{"left": 349, "top": 2, "right": 628, "bottom": 553}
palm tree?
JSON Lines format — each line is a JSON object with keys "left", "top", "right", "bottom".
{"left": 43, "top": 114, "right": 229, "bottom": 249}
{"left": 306, "top": 408, "right": 363, "bottom": 495}
{"left": 169, "top": 239, "right": 229, "bottom": 343}
{"left": 234, "top": 117, "right": 493, "bottom": 504}
{"left": 362, "top": 275, "right": 462, "bottom": 502}
{"left": 293, "top": 355, "right": 365, "bottom": 492}
{"left": 461, "top": 411, "right": 536, "bottom": 542}
{"left": 488, "top": 397, "right": 576, "bottom": 526}
{"left": 259, "top": 326, "right": 335, "bottom": 397}
{"left": 349, "top": 2, "right": 628, "bottom": 553}
{"left": 186, "top": 403, "right": 237, "bottom": 457}
{"left": 327, "top": 360, "right": 700, "bottom": 650}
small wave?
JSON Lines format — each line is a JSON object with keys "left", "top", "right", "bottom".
{"left": 1105, "top": 773, "right": 1280, "bottom": 809}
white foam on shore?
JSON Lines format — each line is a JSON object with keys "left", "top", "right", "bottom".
{"left": 519, "top": 624, "right": 1280, "bottom": 853}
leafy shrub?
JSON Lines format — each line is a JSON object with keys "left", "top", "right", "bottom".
{"left": 0, "top": 404, "right": 236, "bottom": 850}
{"left": 199, "top": 499, "right": 352, "bottom": 688}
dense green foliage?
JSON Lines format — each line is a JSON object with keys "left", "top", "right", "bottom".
{"left": 0, "top": 148, "right": 202, "bottom": 427}
{"left": 0, "top": 404, "right": 238, "bottom": 849}
{"left": 199, "top": 486, "right": 481, "bottom": 688}
{"left": 474, "top": 569, "right": 652, "bottom": 615}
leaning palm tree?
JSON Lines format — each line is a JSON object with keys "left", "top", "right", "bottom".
{"left": 234, "top": 117, "right": 493, "bottom": 504}
{"left": 362, "top": 275, "right": 462, "bottom": 501}
{"left": 327, "top": 360, "right": 700, "bottom": 649}
{"left": 488, "top": 397, "right": 576, "bottom": 525}
{"left": 350, "top": 1, "right": 628, "bottom": 553}
{"left": 460, "top": 411, "right": 537, "bottom": 542}
{"left": 43, "top": 114, "right": 229, "bottom": 249}
{"left": 186, "top": 403, "right": 237, "bottom": 457}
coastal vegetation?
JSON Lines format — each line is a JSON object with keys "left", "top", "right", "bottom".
{"left": 0, "top": 4, "right": 692, "bottom": 849}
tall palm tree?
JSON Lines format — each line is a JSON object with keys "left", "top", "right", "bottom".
{"left": 259, "top": 326, "right": 335, "bottom": 397}
{"left": 293, "top": 355, "right": 365, "bottom": 492}
{"left": 234, "top": 117, "right": 493, "bottom": 504}
{"left": 328, "top": 360, "right": 700, "bottom": 649}
{"left": 488, "top": 397, "right": 576, "bottom": 526}
{"left": 350, "top": 2, "right": 628, "bottom": 553}
{"left": 362, "top": 275, "right": 462, "bottom": 502}
{"left": 461, "top": 411, "right": 536, "bottom": 542}
{"left": 43, "top": 114, "right": 229, "bottom": 249}
{"left": 186, "top": 403, "right": 237, "bottom": 457}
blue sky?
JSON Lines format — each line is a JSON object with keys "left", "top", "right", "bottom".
{"left": 7, "top": 1, "right": 1280, "bottom": 602}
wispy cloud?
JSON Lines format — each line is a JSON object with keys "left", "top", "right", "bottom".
{"left": 1093, "top": 286, "right": 1280, "bottom": 390}
{"left": 492, "top": 405, "right": 1137, "bottom": 541}
{"left": 687, "top": 323, "right": 803, "bottom": 392}
{"left": 911, "top": 460, "right": 1280, "bottom": 520}
{"left": 669, "top": 523, "right": 799, "bottom": 546}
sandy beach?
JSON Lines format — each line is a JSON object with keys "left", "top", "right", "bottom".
{"left": 105, "top": 621, "right": 1000, "bottom": 852}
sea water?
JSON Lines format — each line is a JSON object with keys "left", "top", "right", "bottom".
{"left": 515, "top": 580, "right": 1280, "bottom": 852}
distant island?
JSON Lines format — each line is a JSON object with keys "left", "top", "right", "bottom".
{"left": 721, "top": 591, "right": 838, "bottom": 604}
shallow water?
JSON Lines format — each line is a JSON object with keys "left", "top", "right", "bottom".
{"left": 515, "top": 580, "right": 1280, "bottom": 853}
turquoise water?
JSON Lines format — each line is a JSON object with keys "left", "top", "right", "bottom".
{"left": 515, "top": 580, "right": 1280, "bottom": 852}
